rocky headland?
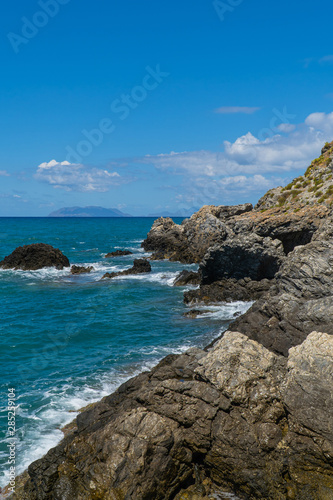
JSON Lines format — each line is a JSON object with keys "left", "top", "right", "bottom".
{"left": 11, "top": 143, "right": 333, "bottom": 499}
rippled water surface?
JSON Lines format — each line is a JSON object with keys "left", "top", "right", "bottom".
{"left": 0, "top": 217, "right": 250, "bottom": 488}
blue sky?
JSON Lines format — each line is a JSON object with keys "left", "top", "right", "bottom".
{"left": 1, "top": 0, "right": 333, "bottom": 216}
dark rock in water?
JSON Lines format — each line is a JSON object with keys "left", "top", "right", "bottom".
{"left": 200, "top": 234, "right": 285, "bottom": 285}
{"left": 102, "top": 258, "right": 151, "bottom": 279}
{"left": 183, "top": 309, "right": 214, "bottom": 318}
{"left": 70, "top": 265, "right": 94, "bottom": 275}
{"left": 105, "top": 250, "right": 133, "bottom": 258}
{"left": 0, "top": 243, "right": 70, "bottom": 270}
{"left": 17, "top": 331, "right": 333, "bottom": 499}
{"left": 173, "top": 270, "right": 201, "bottom": 286}
{"left": 184, "top": 277, "right": 274, "bottom": 304}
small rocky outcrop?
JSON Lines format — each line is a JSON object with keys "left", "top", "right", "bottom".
{"left": 105, "top": 250, "right": 133, "bottom": 258}
{"left": 16, "top": 331, "right": 333, "bottom": 500}
{"left": 173, "top": 270, "right": 201, "bottom": 286}
{"left": 70, "top": 265, "right": 94, "bottom": 275}
{"left": 142, "top": 217, "right": 192, "bottom": 262}
{"left": 183, "top": 309, "right": 214, "bottom": 318}
{"left": 102, "top": 259, "right": 151, "bottom": 279}
{"left": 0, "top": 243, "right": 70, "bottom": 270}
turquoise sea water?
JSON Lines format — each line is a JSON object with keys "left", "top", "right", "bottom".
{"left": 0, "top": 217, "right": 250, "bottom": 489}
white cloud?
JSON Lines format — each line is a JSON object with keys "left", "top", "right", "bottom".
{"left": 140, "top": 111, "right": 333, "bottom": 207}
{"left": 319, "top": 55, "right": 333, "bottom": 65}
{"left": 277, "top": 123, "right": 296, "bottom": 133}
{"left": 142, "top": 112, "right": 333, "bottom": 179}
{"left": 214, "top": 106, "right": 260, "bottom": 114}
{"left": 0, "top": 170, "right": 10, "bottom": 176}
{"left": 35, "top": 160, "right": 122, "bottom": 192}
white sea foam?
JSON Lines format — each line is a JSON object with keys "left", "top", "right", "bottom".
{"left": 185, "top": 301, "right": 253, "bottom": 321}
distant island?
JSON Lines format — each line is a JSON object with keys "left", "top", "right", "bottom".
{"left": 48, "top": 206, "right": 197, "bottom": 218}
{"left": 48, "top": 206, "right": 132, "bottom": 217}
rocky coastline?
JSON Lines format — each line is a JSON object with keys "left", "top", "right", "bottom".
{"left": 7, "top": 143, "right": 333, "bottom": 499}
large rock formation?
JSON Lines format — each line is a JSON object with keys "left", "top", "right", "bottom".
{"left": 141, "top": 204, "right": 253, "bottom": 263}
{"left": 15, "top": 331, "right": 333, "bottom": 500}
{"left": 0, "top": 243, "right": 70, "bottom": 271}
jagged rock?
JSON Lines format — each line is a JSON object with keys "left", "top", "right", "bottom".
{"left": 184, "top": 277, "right": 273, "bottom": 304}
{"left": 230, "top": 240, "right": 333, "bottom": 355}
{"left": 16, "top": 331, "right": 333, "bottom": 500}
{"left": 102, "top": 258, "right": 151, "bottom": 279}
{"left": 0, "top": 243, "right": 70, "bottom": 270}
{"left": 142, "top": 205, "right": 254, "bottom": 263}
{"left": 70, "top": 265, "right": 94, "bottom": 275}
{"left": 105, "top": 250, "right": 133, "bottom": 258}
{"left": 141, "top": 217, "right": 192, "bottom": 262}
{"left": 200, "top": 234, "right": 285, "bottom": 285}
{"left": 173, "top": 270, "right": 201, "bottom": 286}
{"left": 230, "top": 205, "right": 328, "bottom": 254}
{"left": 214, "top": 203, "right": 253, "bottom": 219}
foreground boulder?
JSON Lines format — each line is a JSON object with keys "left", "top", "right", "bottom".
{"left": 102, "top": 259, "right": 151, "bottom": 279}
{"left": 0, "top": 243, "right": 70, "bottom": 270}
{"left": 15, "top": 331, "right": 333, "bottom": 499}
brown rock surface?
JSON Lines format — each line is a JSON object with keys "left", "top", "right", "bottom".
{"left": 15, "top": 331, "right": 333, "bottom": 500}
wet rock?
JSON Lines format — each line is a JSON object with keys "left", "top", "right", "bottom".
{"left": 173, "top": 270, "right": 201, "bottom": 286}
{"left": 0, "top": 243, "right": 70, "bottom": 270}
{"left": 183, "top": 309, "right": 214, "bottom": 318}
{"left": 70, "top": 265, "right": 94, "bottom": 275}
{"left": 102, "top": 258, "right": 151, "bottom": 279}
{"left": 105, "top": 250, "right": 133, "bottom": 258}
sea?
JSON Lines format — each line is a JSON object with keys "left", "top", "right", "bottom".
{"left": 0, "top": 217, "right": 251, "bottom": 493}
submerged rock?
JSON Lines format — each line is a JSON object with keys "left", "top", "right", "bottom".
{"left": 16, "top": 331, "right": 333, "bottom": 499}
{"left": 0, "top": 243, "right": 70, "bottom": 270}
{"left": 183, "top": 309, "right": 214, "bottom": 318}
{"left": 70, "top": 265, "right": 94, "bottom": 275}
{"left": 105, "top": 250, "right": 133, "bottom": 258}
{"left": 102, "top": 258, "right": 151, "bottom": 279}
